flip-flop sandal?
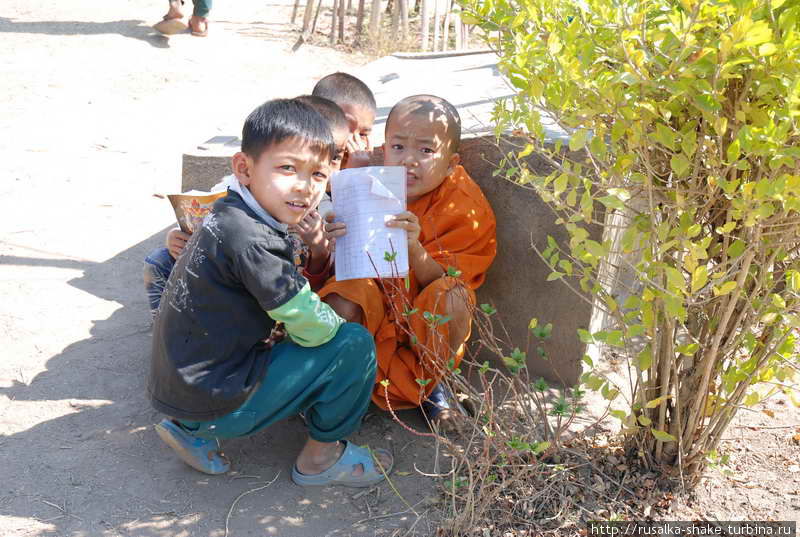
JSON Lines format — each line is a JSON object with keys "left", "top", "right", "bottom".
{"left": 421, "top": 382, "right": 470, "bottom": 431}
{"left": 154, "top": 419, "right": 230, "bottom": 475}
{"left": 153, "top": 18, "right": 188, "bottom": 35}
{"left": 291, "top": 441, "right": 393, "bottom": 488}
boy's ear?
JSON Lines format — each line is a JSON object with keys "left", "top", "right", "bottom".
{"left": 446, "top": 152, "right": 461, "bottom": 176}
{"left": 232, "top": 152, "right": 252, "bottom": 186}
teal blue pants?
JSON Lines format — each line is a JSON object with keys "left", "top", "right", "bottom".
{"left": 191, "top": 0, "right": 212, "bottom": 17}
{"left": 180, "top": 323, "right": 377, "bottom": 443}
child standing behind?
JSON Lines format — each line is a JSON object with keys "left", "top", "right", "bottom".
{"left": 321, "top": 95, "right": 497, "bottom": 431}
{"left": 148, "top": 99, "right": 392, "bottom": 486}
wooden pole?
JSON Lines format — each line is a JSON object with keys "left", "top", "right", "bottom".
{"left": 311, "top": 0, "right": 324, "bottom": 34}
{"left": 432, "top": 0, "right": 441, "bottom": 52}
{"left": 301, "top": 0, "right": 315, "bottom": 33}
{"left": 292, "top": 0, "right": 301, "bottom": 24}
{"left": 441, "top": 0, "right": 452, "bottom": 51}
{"left": 399, "top": 0, "right": 408, "bottom": 39}
{"left": 390, "top": 0, "right": 399, "bottom": 38}
{"left": 369, "top": 0, "right": 381, "bottom": 39}
{"left": 339, "top": 0, "right": 346, "bottom": 41}
{"left": 330, "top": 0, "right": 338, "bottom": 44}
{"left": 453, "top": 11, "right": 462, "bottom": 50}
{"left": 420, "top": 0, "right": 429, "bottom": 51}
{"left": 355, "top": 0, "right": 366, "bottom": 43}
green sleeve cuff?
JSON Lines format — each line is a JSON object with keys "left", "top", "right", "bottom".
{"left": 267, "top": 282, "right": 344, "bottom": 347}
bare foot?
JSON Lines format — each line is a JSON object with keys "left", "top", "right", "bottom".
{"left": 433, "top": 408, "right": 466, "bottom": 434}
{"left": 188, "top": 16, "right": 209, "bottom": 37}
{"left": 163, "top": 0, "right": 184, "bottom": 20}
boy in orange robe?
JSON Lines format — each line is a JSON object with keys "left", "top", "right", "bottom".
{"left": 320, "top": 95, "right": 497, "bottom": 428}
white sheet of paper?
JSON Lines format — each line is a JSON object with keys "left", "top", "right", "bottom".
{"left": 331, "top": 166, "right": 408, "bottom": 280}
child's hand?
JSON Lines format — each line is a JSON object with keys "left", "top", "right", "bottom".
{"left": 323, "top": 211, "right": 348, "bottom": 250}
{"left": 166, "top": 229, "right": 191, "bottom": 259}
{"left": 292, "top": 210, "right": 328, "bottom": 256}
{"left": 342, "top": 132, "right": 372, "bottom": 169}
{"left": 386, "top": 211, "right": 421, "bottom": 248}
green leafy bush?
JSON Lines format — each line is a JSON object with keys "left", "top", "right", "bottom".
{"left": 462, "top": 0, "right": 800, "bottom": 480}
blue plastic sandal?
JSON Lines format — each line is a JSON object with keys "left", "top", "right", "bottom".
{"left": 291, "top": 441, "right": 393, "bottom": 488}
{"left": 154, "top": 419, "right": 230, "bottom": 475}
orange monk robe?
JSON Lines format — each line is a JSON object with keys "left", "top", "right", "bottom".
{"left": 318, "top": 165, "right": 497, "bottom": 410}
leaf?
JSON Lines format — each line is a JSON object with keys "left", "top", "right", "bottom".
{"left": 569, "top": 129, "right": 589, "bottom": 152}
{"left": 677, "top": 343, "right": 699, "bottom": 355}
{"left": 638, "top": 415, "right": 652, "bottom": 426}
{"left": 637, "top": 346, "right": 652, "bottom": 370}
{"left": 692, "top": 266, "right": 709, "bottom": 293}
{"left": 380, "top": 379, "right": 390, "bottom": 387}
{"left": 651, "top": 429, "right": 677, "bottom": 443}
{"left": 758, "top": 43, "right": 777, "bottom": 56}
{"left": 415, "top": 378, "right": 431, "bottom": 386}
{"left": 787, "top": 271, "right": 800, "bottom": 292}
{"left": 670, "top": 153, "right": 690, "bottom": 177}
{"left": 713, "top": 281, "right": 738, "bottom": 296}
{"left": 480, "top": 303, "right": 496, "bottom": 316}
{"left": 664, "top": 266, "right": 684, "bottom": 290}
{"left": 446, "top": 266, "right": 462, "bottom": 278}
{"left": 646, "top": 395, "right": 670, "bottom": 408}
{"left": 727, "top": 139, "right": 741, "bottom": 163}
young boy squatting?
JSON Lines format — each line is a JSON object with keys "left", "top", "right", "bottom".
{"left": 148, "top": 99, "right": 392, "bottom": 486}
{"left": 143, "top": 72, "right": 376, "bottom": 317}
{"left": 320, "top": 95, "right": 497, "bottom": 428}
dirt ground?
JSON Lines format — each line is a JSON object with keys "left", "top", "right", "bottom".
{"left": 0, "top": 2, "right": 440, "bottom": 536}
{"left": 1, "top": 1, "right": 799, "bottom": 536}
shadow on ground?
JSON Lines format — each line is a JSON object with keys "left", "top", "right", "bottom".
{"left": 0, "top": 228, "right": 437, "bottom": 536}
{"left": 0, "top": 17, "right": 170, "bottom": 48}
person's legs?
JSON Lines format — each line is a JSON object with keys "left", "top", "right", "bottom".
{"left": 143, "top": 247, "right": 176, "bottom": 318}
{"left": 191, "top": 0, "right": 212, "bottom": 17}
{"left": 188, "top": 0, "right": 211, "bottom": 36}
{"left": 167, "top": 323, "right": 390, "bottom": 481}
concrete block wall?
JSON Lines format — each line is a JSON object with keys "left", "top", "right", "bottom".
{"left": 180, "top": 134, "right": 599, "bottom": 385}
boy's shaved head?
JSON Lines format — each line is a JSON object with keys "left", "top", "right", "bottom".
{"left": 386, "top": 94, "right": 461, "bottom": 153}
{"left": 295, "top": 94, "right": 348, "bottom": 134}
{"left": 312, "top": 72, "right": 376, "bottom": 112}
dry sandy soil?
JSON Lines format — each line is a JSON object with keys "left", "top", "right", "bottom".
{"left": 1, "top": 1, "right": 798, "bottom": 536}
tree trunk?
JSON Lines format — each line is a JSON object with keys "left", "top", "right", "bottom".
{"left": 441, "top": 0, "right": 452, "bottom": 51}
{"left": 453, "top": 11, "right": 462, "bottom": 50}
{"left": 355, "top": 0, "right": 366, "bottom": 43}
{"left": 301, "top": 0, "right": 315, "bottom": 33}
{"left": 330, "top": 0, "right": 338, "bottom": 44}
{"left": 385, "top": 0, "right": 393, "bottom": 14}
{"left": 399, "top": 0, "right": 408, "bottom": 39}
{"left": 432, "top": 0, "right": 441, "bottom": 52}
{"left": 420, "top": 0, "right": 429, "bottom": 51}
{"left": 369, "top": 0, "right": 381, "bottom": 38}
{"left": 339, "top": 0, "right": 346, "bottom": 42}
{"left": 390, "top": 0, "right": 400, "bottom": 39}
{"left": 292, "top": 0, "right": 301, "bottom": 24}
{"left": 311, "top": 0, "right": 324, "bottom": 34}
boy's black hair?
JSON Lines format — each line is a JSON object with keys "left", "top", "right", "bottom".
{"left": 241, "top": 98, "right": 335, "bottom": 161}
{"left": 312, "top": 72, "right": 377, "bottom": 112}
{"left": 385, "top": 94, "right": 462, "bottom": 153}
{"left": 294, "top": 95, "right": 349, "bottom": 135}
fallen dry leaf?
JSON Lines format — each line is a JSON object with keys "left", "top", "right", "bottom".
{"left": 762, "top": 408, "right": 775, "bottom": 418}
{"left": 792, "top": 433, "right": 800, "bottom": 445}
